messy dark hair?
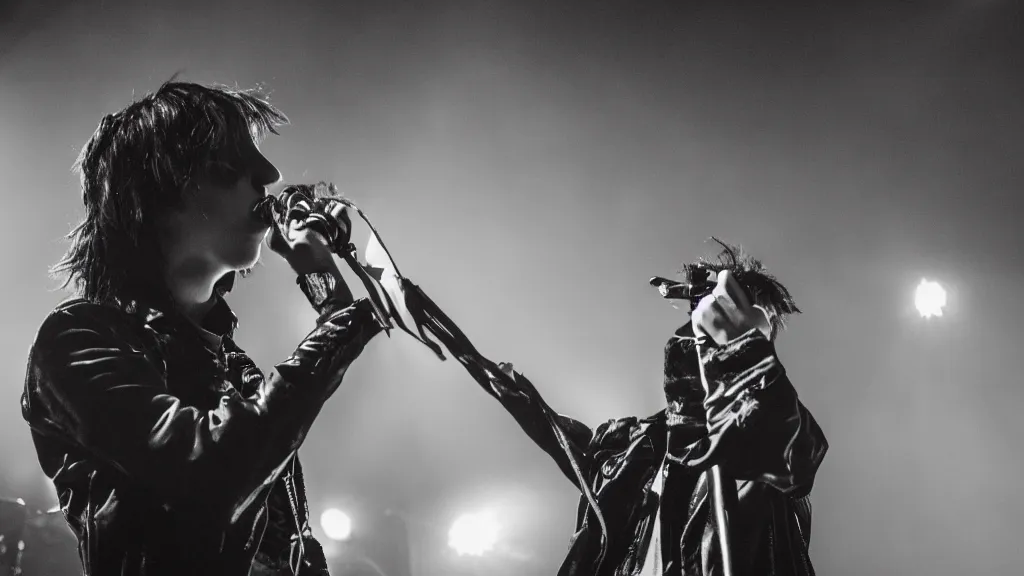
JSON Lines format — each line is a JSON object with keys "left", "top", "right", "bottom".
{"left": 681, "top": 237, "right": 801, "bottom": 337}
{"left": 50, "top": 79, "right": 288, "bottom": 306}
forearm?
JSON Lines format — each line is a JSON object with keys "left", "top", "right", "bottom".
{"left": 736, "top": 378, "right": 828, "bottom": 496}
{"left": 297, "top": 266, "right": 355, "bottom": 317}
{"left": 695, "top": 328, "right": 828, "bottom": 495}
{"left": 237, "top": 299, "right": 383, "bottom": 505}
{"left": 504, "top": 396, "right": 597, "bottom": 490}
{"left": 453, "top": 355, "right": 597, "bottom": 491}
{"left": 358, "top": 276, "right": 599, "bottom": 489}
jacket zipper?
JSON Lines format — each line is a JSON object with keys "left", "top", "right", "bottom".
{"left": 284, "top": 457, "right": 306, "bottom": 574}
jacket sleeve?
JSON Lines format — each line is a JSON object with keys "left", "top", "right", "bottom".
{"left": 253, "top": 456, "right": 331, "bottom": 575}
{"left": 371, "top": 279, "right": 601, "bottom": 491}
{"left": 682, "top": 328, "right": 828, "bottom": 497}
{"left": 24, "top": 298, "right": 382, "bottom": 524}
{"left": 481, "top": 363, "right": 599, "bottom": 491}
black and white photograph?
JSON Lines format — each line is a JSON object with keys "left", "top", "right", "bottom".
{"left": 0, "top": 1, "right": 1021, "bottom": 575}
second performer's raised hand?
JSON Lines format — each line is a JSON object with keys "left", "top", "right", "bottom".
{"left": 691, "top": 269, "right": 772, "bottom": 345}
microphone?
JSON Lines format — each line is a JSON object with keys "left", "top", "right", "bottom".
{"left": 649, "top": 266, "right": 716, "bottom": 313}
{"left": 651, "top": 264, "right": 739, "bottom": 576}
{"left": 254, "top": 184, "right": 352, "bottom": 254}
{"left": 254, "top": 183, "right": 413, "bottom": 343}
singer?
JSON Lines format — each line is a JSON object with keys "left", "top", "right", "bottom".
{"left": 21, "top": 81, "right": 383, "bottom": 575}
{"left": 388, "top": 241, "right": 829, "bottom": 576}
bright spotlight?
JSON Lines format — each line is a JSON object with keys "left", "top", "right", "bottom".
{"left": 448, "top": 511, "right": 499, "bottom": 556}
{"left": 915, "top": 279, "right": 947, "bottom": 318}
{"left": 320, "top": 508, "right": 352, "bottom": 541}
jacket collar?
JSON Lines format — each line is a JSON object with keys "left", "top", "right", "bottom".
{"left": 132, "top": 272, "right": 239, "bottom": 339}
{"left": 141, "top": 294, "right": 238, "bottom": 340}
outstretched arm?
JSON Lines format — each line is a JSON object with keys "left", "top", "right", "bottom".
{"left": 347, "top": 217, "right": 613, "bottom": 505}
{"left": 485, "top": 362, "right": 599, "bottom": 491}
{"left": 390, "top": 279, "right": 602, "bottom": 491}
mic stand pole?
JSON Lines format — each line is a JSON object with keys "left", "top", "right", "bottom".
{"left": 695, "top": 338, "right": 738, "bottom": 576}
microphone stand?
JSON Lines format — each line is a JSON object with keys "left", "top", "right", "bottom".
{"left": 652, "top": 276, "right": 738, "bottom": 576}
{"left": 694, "top": 336, "right": 738, "bottom": 576}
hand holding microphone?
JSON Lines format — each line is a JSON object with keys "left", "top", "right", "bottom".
{"left": 276, "top": 182, "right": 352, "bottom": 253}
{"left": 257, "top": 181, "right": 445, "bottom": 341}
{"left": 262, "top": 182, "right": 352, "bottom": 276}
{"left": 690, "top": 270, "right": 772, "bottom": 345}
{"left": 258, "top": 181, "right": 350, "bottom": 276}
{"left": 651, "top": 267, "right": 771, "bottom": 346}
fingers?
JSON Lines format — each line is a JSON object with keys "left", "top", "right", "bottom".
{"left": 718, "top": 270, "right": 751, "bottom": 310}
{"left": 322, "top": 198, "right": 347, "bottom": 221}
{"left": 274, "top": 190, "right": 349, "bottom": 246}
{"left": 267, "top": 219, "right": 290, "bottom": 254}
{"left": 268, "top": 187, "right": 354, "bottom": 264}
{"left": 692, "top": 270, "right": 761, "bottom": 345}
{"left": 692, "top": 296, "right": 736, "bottom": 346}
{"left": 281, "top": 188, "right": 313, "bottom": 215}
{"left": 318, "top": 198, "right": 351, "bottom": 248}
{"left": 711, "top": 270, "right": 753, "bottom": 327}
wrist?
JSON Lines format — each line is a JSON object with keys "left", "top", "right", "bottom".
{"left": 287, "top": 254, "right": 339, "bottom": 277}
{"left": 297, "top": 270, "right": 353, "bottom": 314}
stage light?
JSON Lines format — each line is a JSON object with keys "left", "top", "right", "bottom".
{"left": 320, "top": 508, "right": 352, "bottom": 541}
{"left": 448, "top": 511, "right": 499, "bottom": 556}
{"left": 915, "top": 279, "right": 947, "bottom": 318}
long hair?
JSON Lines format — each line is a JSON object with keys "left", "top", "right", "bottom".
{"left": 681, "top": 237, "right": 801, "bottom": 337}
{"left": 51, "top": 79, "right": 288, "bottom": 306}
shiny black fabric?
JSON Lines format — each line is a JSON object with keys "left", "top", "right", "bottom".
{"left": 21, "top": 294, "right": 381, "bottom": 575}
{"left": 489, "top": 328, "right": 826, "bottom": 576}
{"left": 394, "top": 281, "right": 827, "bottom": 576}
{"left": 503, "top": 327, "right": 826, "bottom": 576}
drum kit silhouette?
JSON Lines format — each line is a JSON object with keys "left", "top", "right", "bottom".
{"left": 0, "top": 497, "right": 79, "bottom": 576}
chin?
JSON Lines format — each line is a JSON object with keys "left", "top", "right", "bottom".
{"left": 225, "top": 242, "right": 264, "bottom": 271}
{"left": 243, "top": 243, "right": 264, "bottom": 269}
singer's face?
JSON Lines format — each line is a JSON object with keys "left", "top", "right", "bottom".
{"left": 162, "top": 135, "right": 282, "bottom": 271}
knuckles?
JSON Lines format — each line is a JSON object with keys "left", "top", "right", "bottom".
{"left": 691, "top": 271, "right": 763, "bottom": 344}
{"left": 691, "top": 296, "right": 723, "bottom": 331}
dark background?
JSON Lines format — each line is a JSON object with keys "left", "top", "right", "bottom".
{"left": 1, "top": 1, "right": 1022, "bottom": 574}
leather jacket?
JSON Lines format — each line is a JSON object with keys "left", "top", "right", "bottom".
{"left": 21, "top": 291, "right": 382, "bottom": 576}
{"left": 382, "top": 280, "right": 828, "bottom": 575}
{"left": 488, "top": 326, "right": 828, "bottom": 576}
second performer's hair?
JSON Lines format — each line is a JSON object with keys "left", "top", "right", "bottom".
{"left": 681, "top": 238, "right": 801, "bottom": 337}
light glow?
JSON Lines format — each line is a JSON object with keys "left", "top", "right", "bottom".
{"left": 448, "top": 511, "right": 499, "bottom": 556}
{"left": 320, "top": 508, "right": 352, "bottom": 541}
{"left": 915, "top": 279, "right": 947, "bottom": 318}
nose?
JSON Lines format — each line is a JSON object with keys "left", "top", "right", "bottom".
{"left": 251, "top": 150, "right": 282, "bottom": 189}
